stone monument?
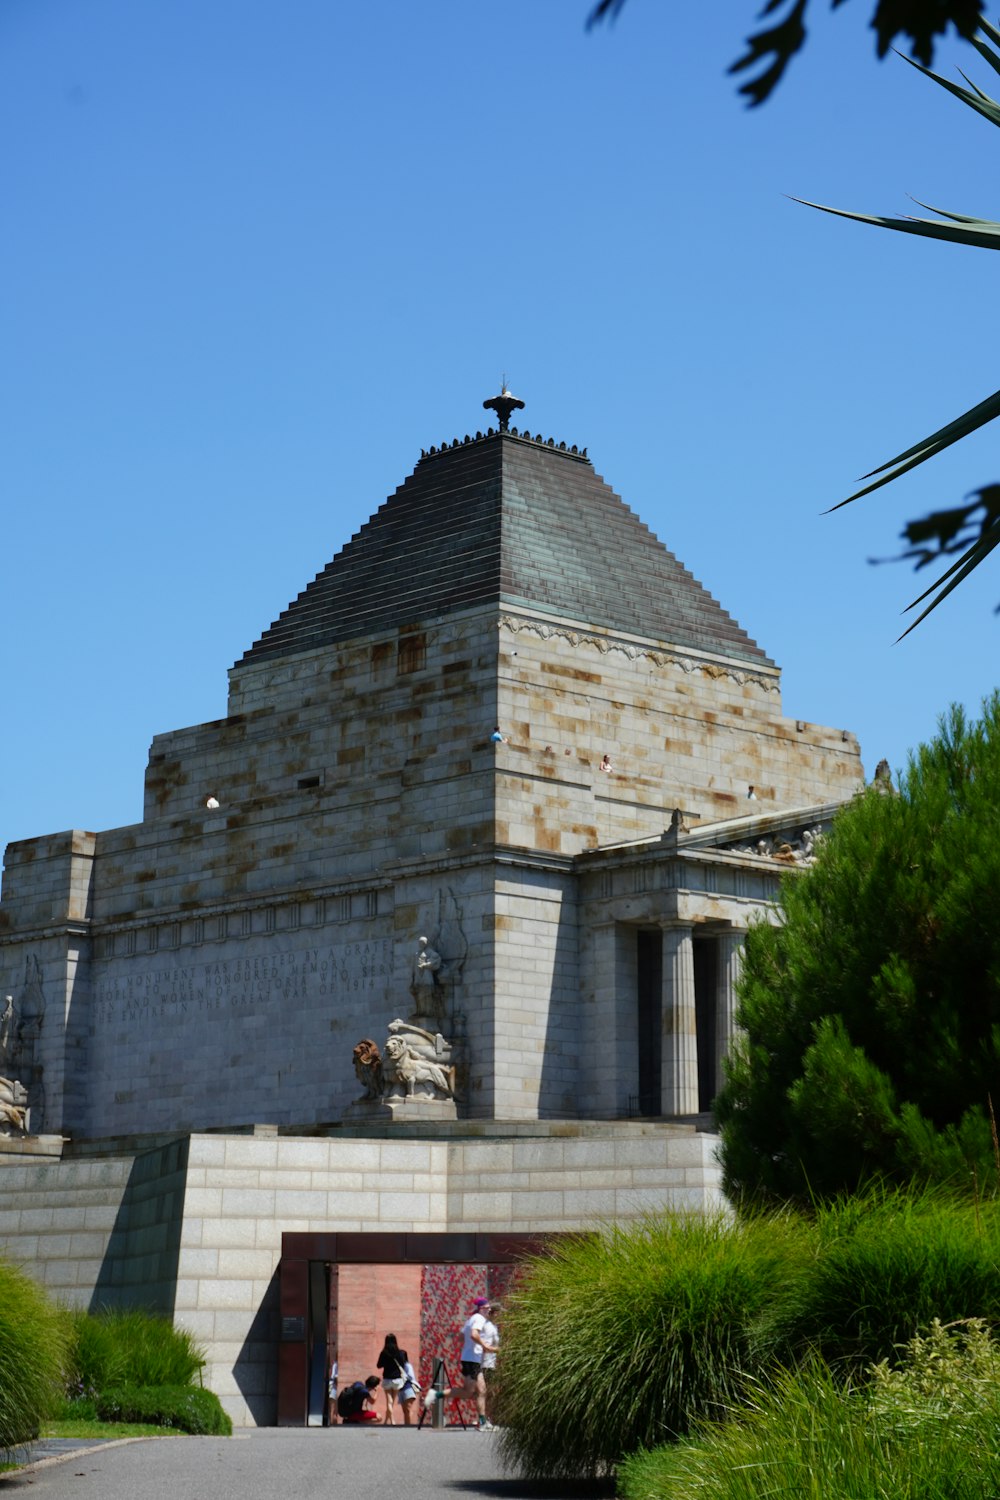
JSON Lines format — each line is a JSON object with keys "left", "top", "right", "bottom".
{"left": 0, "top": 390, "right": 865, "bottom": 1425}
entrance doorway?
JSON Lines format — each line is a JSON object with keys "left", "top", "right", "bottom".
{"left": 277, "top": 1232, "right": 548, "bottom": 1426}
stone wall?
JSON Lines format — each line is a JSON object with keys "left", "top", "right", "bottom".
{"left": 0, "top": 596, "right": 862, "bottom": 1139}
{"left": 495, "top": 607, "right": 861, "bottom": 851}
{"left": 0, "top": 1124, "right": 723, "bottom": 1426}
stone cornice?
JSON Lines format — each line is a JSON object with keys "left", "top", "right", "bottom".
{"left": 498, "top": 611, "right": 781, "bottom": 690}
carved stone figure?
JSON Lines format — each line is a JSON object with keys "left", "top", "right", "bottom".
{"left": 382, "top": 1019, "right": 455, "bottom": 1100}
{"left": 873, "top": 758, "right": 895, "bottom": 794}
{"left": 799, "top": 826, "right": 824, "bottom": 861}
{"left": 10, "top": 954, "right": 45, "bottom": 1128}
{"left": 408, "top": 889, "right": 469, "bottom": 1023}
{"left": 383, "top": 1034, "right": 455, "bottom": 1100}
{"left": 0, "top": 1076, "right": 28, "bottom": 1137}
{"left": 730, "top": 823, "right": 826, "bottom": 864}
{"left": 0, "top": 995, "right": 12, "bottom": 1072}
{"left": 411, "top": 936, "right": 442, "bottom": 993}
{"left": 352, "top": 1038, "right": 384, "bottom": 1101}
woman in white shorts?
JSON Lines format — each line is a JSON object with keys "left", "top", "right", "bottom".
{"left": 376, "top": 1333, "right": 410, "bottom": 1424}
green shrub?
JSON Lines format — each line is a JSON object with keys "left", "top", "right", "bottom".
{"left": 66, "top": 1307, "right": 205, "bottom": 1395}
{"left": 53, "top": 1396, "right": 100, "bottom": 1423}
{"left": 869, "top": 1316, "right": 1000, "bottom": 1427}
{"left": 619, "top": 1326, "right": 1000, "bottom": 1500}
{"left": 65, "top": 1309, "right": 125, "bottom": 1396}
{"left": 769, "top": 1184, "right": 1000, "bottom": 1375}
{"left": 496, "top": 1210, "right": 807, "bottom": 1479}
{"left": 0, "top": 1258, "right": 69, "bottom": 1451}
{"left": 96, "top": 1385, "right": 231, "bottom": 1436}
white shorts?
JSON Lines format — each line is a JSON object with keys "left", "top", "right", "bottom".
{"left": 382, "top": 1377, "right": 405, "bottom": 1391}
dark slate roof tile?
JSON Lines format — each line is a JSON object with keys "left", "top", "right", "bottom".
{"left": 238, "top": 432, "right": 773, "bottom": 668}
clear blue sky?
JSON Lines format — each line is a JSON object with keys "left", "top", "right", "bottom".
{"left": 2, "top": 0, "right": 997, "bottom": 860}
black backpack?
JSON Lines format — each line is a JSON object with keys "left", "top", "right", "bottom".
{"left": 337, "top": 1382, "right": 366, "bottom": 1419}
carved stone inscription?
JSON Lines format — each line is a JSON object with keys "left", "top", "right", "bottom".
{"left": 92, "top": 939, "right": 392, "bottom": 1029}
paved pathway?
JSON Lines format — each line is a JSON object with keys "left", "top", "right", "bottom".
{"left": 2, "top": 1427, "right": 614, "bottom": 1500}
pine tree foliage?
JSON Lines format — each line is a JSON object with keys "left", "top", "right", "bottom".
{"left": 717, "top": 694, "right": 1000, "bottom": 1205}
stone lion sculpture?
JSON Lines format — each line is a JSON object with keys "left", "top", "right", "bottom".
{"left": 0, "top": 1076, "right": 27, "bottom": 1136}
{"left": 352, "top": 1038, "right": 384, "bottom": 1101}
{"left": 383, "top": 1034, "right": 455, "bottom": 1099}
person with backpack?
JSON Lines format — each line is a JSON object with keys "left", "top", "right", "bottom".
{"left": 337, "top": 1375, "right": 380, "bottom": 1423}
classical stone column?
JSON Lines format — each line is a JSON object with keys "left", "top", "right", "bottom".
{"left": 714, "top": 928, "right": 745, "bottom": 1094}
{"left": 660, "top": 922, "right": 699, "bottom": 1116}
{"left": 585, "top": 920, "right": 632, "bottom": 1118}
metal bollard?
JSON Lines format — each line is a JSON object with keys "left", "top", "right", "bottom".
{"left": 430, "top": 1356, "right": 446, "bottom": 1430}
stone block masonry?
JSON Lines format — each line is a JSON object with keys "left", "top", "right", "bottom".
{"left": 0, "top": 1122, "right": 723, "bottom": 1426}
{"left": 0, "top": 407, "right": 867, "bottom": 1426}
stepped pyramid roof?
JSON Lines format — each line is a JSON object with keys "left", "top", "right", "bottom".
{"left": 239, "top": 414, "right": 771, "bottom": 669}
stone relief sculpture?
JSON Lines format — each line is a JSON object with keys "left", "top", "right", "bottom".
{"left": 383, "top": 1019, "right": 455, "bottom": 1100}
{"left": 408, "top": 888, "right": 468, "bottom": 1024}
{"left": 0, "top": 993, "right": 12, "bottom": 1070}
{"left": 731, "top": 826, "right": 825, "bottom": 866}
{"left": 411, "top": 935, "right": 442, "bottom": 994}
{"left": 0, "top": 992, "right": 29, "bottom": 1137}
{"left": 351, "top": 1022, "right": 456, "bottom": 1107}
{"left": 800, "top": 827, "right": 822, "bottom": 859}
{"left": 0, "top": 957, "right": 47, "bottom": 1136}
{"left": 350, "top": 889, "right": 466, "bottom": 1115}
{"left": 0, "top": 1076, "right": 28, "bottom": 1136}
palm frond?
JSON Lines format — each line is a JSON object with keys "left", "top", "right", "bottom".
{"left": 895, "top": 49, "right": 1000, "bottom": 126}
{"left": 795, "top": 196, "right": 1000, "bottom": 250}
{"left": 827, "top": 389, "right": 1000, "bottom": 511}
{"left": 810, "top": 14, "right": 1000, "bottom": 626}
{"left": 898, "top": 520, "right": 1000, "bottom": 637}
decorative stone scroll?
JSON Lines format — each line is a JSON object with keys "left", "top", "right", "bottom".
{"left": 498, "top": 614, "right": 780, "bottom": 692}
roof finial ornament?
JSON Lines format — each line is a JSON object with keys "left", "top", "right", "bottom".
{"left": 483, "top": 378, "right": 525, "bottom": 433}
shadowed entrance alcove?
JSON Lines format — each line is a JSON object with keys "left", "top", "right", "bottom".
{"left": 277, "top": 1231, "right": 552, "bottom": 1425}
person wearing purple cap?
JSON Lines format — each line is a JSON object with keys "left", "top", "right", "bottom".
{"left": 423, "top": 1296, "right": 496, "bottom": 1429}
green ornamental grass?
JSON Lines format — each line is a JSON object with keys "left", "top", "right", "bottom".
{"left": 0, "top": 1258, "right": 69, "bottom": 1452}
{"left": 496, "top": 1210, "right": 807, "bottom": 1479}
{"left": 771, "top": 1184, "right": 1000, "bottom": 1375}
{"left": 66, "top": 1307, "right": 206, "bottom": 1396}
{"left": 619, "top": 1324, "right": 1000, "bottom": 1500}
{"left": 498, "top": 1186, "right": 1000, "bottom": 1480}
